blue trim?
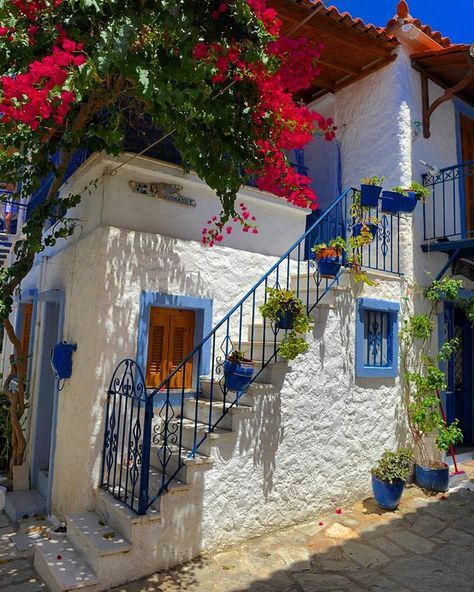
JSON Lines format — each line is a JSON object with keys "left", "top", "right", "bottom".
{"left": 356, "top": 298, "right": 399, "bottom": 378}
{"left": 137, "top": 292, "right": 213, "bottom": 403}
{"left": 453, "top": 98, "right": 474, "bottom": 238}
{"left": 30, "top": 289, "right": 65, "bottom": 512}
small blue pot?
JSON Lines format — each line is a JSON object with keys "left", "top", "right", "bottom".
{"left": 415, "top": 463, "right": 449, "bottom": 493}
{"left": 353, "top": 222, "right": 378, "bottom": 241}
{"left": 224, "top": 358, "right": 254, "bottom": 392}
{"left": 276, "top": 309, "right": 295, "bottom": 330}
{"left": 372, "top": 475, "right": 405, "bottom": 510}
{"left": 360, "top": 184, "right": 382, "bottom": 208}
{"left": 317, "top": 257, "right": 342, "bottom": 279}
{"left": 397, "top": 191, "right": 418, "bottom": 214}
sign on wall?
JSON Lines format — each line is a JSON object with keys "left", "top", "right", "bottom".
{"left": 129, "top": 180, "right": 196, "bottom": 207}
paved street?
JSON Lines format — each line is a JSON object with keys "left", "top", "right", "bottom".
{"left": 2, "top": 461, "right": 474, "bottom": 591}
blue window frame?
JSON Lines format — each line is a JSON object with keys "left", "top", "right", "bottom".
{"left": 356, "top": 298, "right": 399, "bottom": 378}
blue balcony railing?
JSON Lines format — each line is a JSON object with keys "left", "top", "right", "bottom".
{"left": 422, "top": 161, "right": 474, "bottom": 242}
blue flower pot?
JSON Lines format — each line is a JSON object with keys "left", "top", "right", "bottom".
{"left": 415, "top": 463, "right": 449, "bottom": 493}
{"left": 317, "top": 257, "right": 342, "bottom": 279}
{"left": 352, "top": 222, "right": 378, "bottom": 241}
{"left": 372, "top": 475, "right": 405, "bottom": 510}
{"left": 275, "top": 309, "right": 295, "bottom": 330}
{"left": 360, "top": 184, "right": 382, "bottom": 208}
{"left": 224, "top": 358, "right": 254, "bottom": 392}
{"left": 397, "top": 191, "right": 417, "bottom": 214}
{"left": 381, "top": 191, "right": 406, "bottom": 214}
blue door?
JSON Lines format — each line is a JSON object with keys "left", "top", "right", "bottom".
{"left": 453, "top": 308, "right": 474, "bottom": 446}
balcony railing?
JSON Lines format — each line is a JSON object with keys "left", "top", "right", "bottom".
{"left": 422, "top": 161, "right": 474, "bottom": 242}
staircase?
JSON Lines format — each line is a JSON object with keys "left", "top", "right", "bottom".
{"left": 34, "top": 187, "right": 401, "bottom": 591}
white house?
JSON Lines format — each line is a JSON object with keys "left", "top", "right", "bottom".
{"left": 1, "top": 2, "right": 473, "bottom": 590}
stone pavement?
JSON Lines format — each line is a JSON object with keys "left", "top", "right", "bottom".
{"left": 2, "top": 462, "right": 474, "bottom": 591}
{"left": 113, "top": 460, "right": 474, "bottom": 592}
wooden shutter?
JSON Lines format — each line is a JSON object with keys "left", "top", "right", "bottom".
{"left": 168, "top": 310, "right": 195, "bottom": 390}
{"left": 460, "top": 115, "right": 474, "bottom": 237}
{"left": 20, "top": 303, "right": 33, "bottom": 363}
{"left": 145, "top": 307, "right": 195, "bottom": 389}
{"left": 145, "top": 308, "right": 169, "bottom": 388}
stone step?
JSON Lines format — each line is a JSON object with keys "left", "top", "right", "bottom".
{"left": 199, "top": 377, "right": 277, "bottom": 407}
{"left": 150, "top": 443, "right": 214, "bottom": 483}
{"left": 94, "top": 490, "right": 162, "bottom": 544}
{"left": 4, "top": 489, "right": 47, "bottom": 523}
{"left": 66, "top": 512, "right": 131, "bottom": 575}
{"left": 167, "top": 417, "right": 233, "bottom": 456}
{"left": 34, "top": 538, "right": 99, "bottom": 592}
{"left": 237, "top": 340, "right": 290, "bottom": 362}
{"left": 246, "top": 323, "right": 284, "bottom": 343}
{"left": 183, "top": 397, "right": 252, "bottom": 431}
{"left": 290, "top": 269, "right": 350, "bottom": 291}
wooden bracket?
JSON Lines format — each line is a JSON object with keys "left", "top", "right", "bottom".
{"left": 421, "top": 60, "right": 474, "bottom": 138}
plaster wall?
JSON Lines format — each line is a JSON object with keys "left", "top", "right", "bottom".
{"left": 37, "top": 153, "right": 309, "bottom": 262}
{"left": 30, "top": 224, "right": 283, "bottom": 516}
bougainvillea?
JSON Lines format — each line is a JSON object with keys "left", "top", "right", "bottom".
{"left": 0, "top": 0, "right": 333, "bottom": 469}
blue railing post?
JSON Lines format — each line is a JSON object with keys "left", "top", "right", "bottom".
{"left": 138, "top": 395, "right": 153, "bottom": 515}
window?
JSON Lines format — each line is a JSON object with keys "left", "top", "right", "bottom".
{"left": 356, "top": 298, "right": 399, "bottom": 378}
{"left": 145, "top": 307, "right": 195, "bottom": 389}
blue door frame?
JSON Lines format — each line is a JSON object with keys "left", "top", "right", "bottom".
{"left": 30, "top": 289, "right": 65, "bottom": 511}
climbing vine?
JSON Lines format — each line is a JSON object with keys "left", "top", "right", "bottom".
{"left": 0, "top": 0, "right": 333, "bottom": 471}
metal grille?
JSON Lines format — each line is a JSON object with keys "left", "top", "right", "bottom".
{"left": 363, "top": 310, "right": 390, "bottom": 367}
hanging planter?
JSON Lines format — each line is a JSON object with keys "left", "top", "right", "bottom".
{"left": 359, "top": 176, "right": 384, "bottom": 208}
{"left": 360, "top": 184, "right": 382, "bottom": 208}
{"left": 382, "top": 186, "right": 420, "bottom": 214}
{"left": 381, "top": 190, "right": 403, "bottom": 214}
{"left": 397, "top": 190, "right": 417, "bottom": 213}
{"left": 311, "top": 237, "right": 345, "bottom": 279}
{"left": 352, "top": 222, "right": 378, "bottom": 242}
{"left": 223, "top": 350, "right": 254, "bottom": 392}
{"left": 415, "top": 462, "right": 449, "bottom": 493}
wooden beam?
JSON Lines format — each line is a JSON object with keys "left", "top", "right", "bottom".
{"left": 307, "top": 18, "right": 396, "bottom": 59}
{"left": 318, "top": 58, "right": 360, "bottom": 76}
{"left": 421, "top": 70, "right": 430, "bottom": 138}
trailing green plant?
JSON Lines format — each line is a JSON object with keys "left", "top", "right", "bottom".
{"left": 371, "top": 449, "right": 413, "bottom": 483}
{"left": 400, "top": 279, "right": 464, "bottom": 464}
{"left": 311, "top": 236, "right": 346, "bottom": 256}
{"left": 457, "top": 294, "right": 474, "bottom": 325}
{"left": 409, "top": 182, "right": 430, "bottom": 202}
{"left": 361, "top": 175, "right": 384, "bottom": 186}
{"left": 259, "top": 288, "right": 311, "bottom": 361}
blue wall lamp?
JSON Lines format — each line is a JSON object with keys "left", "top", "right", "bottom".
{"left": 51, "top": 342, "right": 77, "bottom": 382}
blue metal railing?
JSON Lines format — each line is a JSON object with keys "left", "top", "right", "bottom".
{"left": 422, "top": 161, "right": 474, "bottom": 241}
{"left": 100, "top": 188, "right": 401, "bottom": 514}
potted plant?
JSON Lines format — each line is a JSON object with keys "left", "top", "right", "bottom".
{"left": 311, "top": 236, "right": 345, "bottom": 279}
{"left": 223, "top": 349, "right": 254, "bottom": 393}
{"left": 352, "top": 218, "right": 378, "bottom": 242}
{"left": 360, "top": 175, "right": 384, "bottom": 207}
{"left": 371, "top": 449, "right": 413, "bottom": 510}
{"left": 400, "top": 277, "right": 464, "bottom": 492}
{"left": 382, "top": 183, "right": 427, "bottom": 214}
{"left": 259, "top": 288, "right": 311, "bottom": 360}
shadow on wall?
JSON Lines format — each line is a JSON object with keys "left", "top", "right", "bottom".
{"left": 111, "top": 485, "right": 474, "bottom": 592}
{"left": 90, "top": 229, "right": 213, "bottom": 492}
